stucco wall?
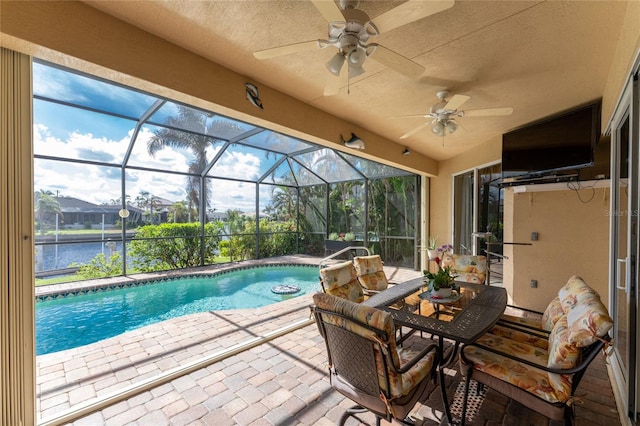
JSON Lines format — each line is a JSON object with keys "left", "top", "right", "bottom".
{"left": 503, "top": 184, "right": 610, "bottom": 312}
{"left": 602, "top": 0, "right": 640, "bottom": 128}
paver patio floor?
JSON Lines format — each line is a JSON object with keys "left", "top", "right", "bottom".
{"left": 35, "top": 257, "right": 619, "bottom": 425}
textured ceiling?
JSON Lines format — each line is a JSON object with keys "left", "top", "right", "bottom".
{"left": 84, "top": 0, "right": 627, "bottom": 161}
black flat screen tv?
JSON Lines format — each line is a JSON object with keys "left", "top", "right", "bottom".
{"left": 502, "top": 101, "right": 601, "bottom": 179}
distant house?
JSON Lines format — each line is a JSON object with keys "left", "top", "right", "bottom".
{"left": 55, "top": 196, "right": 143, "bottom": 228}
{"left": 152, "top": 196, "right": 174, "bottom": 223}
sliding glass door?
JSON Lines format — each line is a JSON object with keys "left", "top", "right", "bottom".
{"left": 453, "top": 163, "right": 503, "bottom": 256}
{"left": 610, "top": 73, "right": 639, "bottom": 422}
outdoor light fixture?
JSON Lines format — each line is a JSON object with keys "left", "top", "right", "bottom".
{"left": 432, "top": 118, "right": 458, "bottom": 137}
{"left": 326, "top": 53, "right": 346, "bottom": 76}
{"left": 431, "top": 121, "right": 445, "bottom": 136}
{"left": 342, "top": 133, "right": 365, "bottom": 150}
{"left": 403, "top": 148, "right": 410, "bottom": 156}
{"left": 347, "top": 46, "right": 366, "bottom": 77}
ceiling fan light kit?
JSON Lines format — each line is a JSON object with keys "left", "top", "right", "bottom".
{"left": 253, "top": 0, "right": 454, "bottom": 95}
{"left": 395, "top": 90, "right": 514, "bottom": 140}
{"left": 251, "top": 1, "right": 513, "bottom": 145}
{"left": 325, "top": 53, "right": 345, "bottom": 75}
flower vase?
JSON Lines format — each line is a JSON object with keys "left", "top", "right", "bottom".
{"left": 433, "top": 287, "right": 453, "bottom": 298}
{"left": 427, "top": 249, "right": 439, "bottom": 260}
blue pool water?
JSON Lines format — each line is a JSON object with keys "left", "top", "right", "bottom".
{"left": 36, "top": 266, "right": 321, "bottom": 355}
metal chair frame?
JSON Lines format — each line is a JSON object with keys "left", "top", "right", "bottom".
{"left": 312, "top": 305, "right": 439, "bottom": 425}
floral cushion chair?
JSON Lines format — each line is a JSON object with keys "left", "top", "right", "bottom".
{"left": 311, "top": 292, "right": 439, "bottom": 424}
{"left": 353, "top": 254, "right": 390, "bottom": 291}
{"left": 319, "top": 260, "right": 364, "bottom": 303}
{"left": 459, "top": 277, "right": 613, "bottom": 425}
{"left": 440, "top": 253, "right": 487, "bottom": 284}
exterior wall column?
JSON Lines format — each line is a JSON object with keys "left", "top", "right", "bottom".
{"left": 0, "top": 47, "right": 35, "bottom": 425}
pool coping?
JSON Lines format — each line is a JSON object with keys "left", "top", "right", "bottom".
{"left": 35, "top": 255, "right": 322, "bottom": 301}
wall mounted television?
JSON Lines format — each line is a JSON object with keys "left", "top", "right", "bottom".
{"left": 501, "top": 101, "right": 601, "bottom": 182}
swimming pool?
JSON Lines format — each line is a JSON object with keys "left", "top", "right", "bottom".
{"left": 36, "top": 265, "right": 321, "bottom": 355}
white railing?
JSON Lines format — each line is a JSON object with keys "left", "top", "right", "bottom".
{"left": 318, "top": 246, "right": 370, "bottom": 269}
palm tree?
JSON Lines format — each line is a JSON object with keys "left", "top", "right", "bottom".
{"left": 267, "top": 186, "right": 297, "bottom": 221}
{"left": 147, "top": 105, "right": 242, "bottom": 219}
{"left": 225, "top": 209, "right": 245, "bottom": 235}
{"left": 168, "top": 201, "right": 190, "bottom": 223}
{"left": 34, "top": 189, "right": 62, "bottom": 232}
{"left": 135, "top": 191, "right": 160, "bottom": 224}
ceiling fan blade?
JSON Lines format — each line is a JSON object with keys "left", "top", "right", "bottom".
{"left": 310, "top": 0, "right": 345, "bottom": 23}
{"left": 462, "top": 107, "right": 514, "bottom": 117}
{"left": 389, "top": 113, "right": 431, "bottom": 119}
{"left": 369, "top": 45, "right": 424, "bottom": 79}
{"left": 400, "top": 122, "right": 430, "bottom": 139}
{"left": 443, "top": 94, "right": 470, "bottom": 111}
{"left": 323, "top": 62, "right": 348, "bottom": 96}
{"left": 253, "top": 40, "right": 319, "bottom": 60}
{"left": 373, "top": 0, "right": 455, "bottom": 33}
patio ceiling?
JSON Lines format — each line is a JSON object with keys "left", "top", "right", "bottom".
{"left": 82, "top": 0, "right": 628, "bottom": 162}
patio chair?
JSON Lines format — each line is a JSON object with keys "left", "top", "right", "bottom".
{"left": 459, "top": 287, "right": 613, "bottom": 425}
{"left": 440, "top": 253, "right": 487, "bottom": 285}
{"left": 353, "top": 254, "right": 391, "bottom": 292}
{"left": 319, "top": 260, "right": 364, "bottom": 303}
{"left": 311, "top": 292, "right": 439, "bottom": 425}
{"left": 353, "top": 253, "right": 422, "bottom": 317}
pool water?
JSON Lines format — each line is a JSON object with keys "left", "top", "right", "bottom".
{"left": 36, "top": 266, "right": 321, "bottom": 355}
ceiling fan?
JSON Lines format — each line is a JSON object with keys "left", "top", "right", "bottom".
{"left": 253, "top": 0, "right": 455, "bottom": 96}
{"left": 393, "top": 90, "right": 514, "bottom": 139}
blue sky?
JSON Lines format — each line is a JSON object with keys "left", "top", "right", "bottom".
{"left": 32, "top": 62, "right": 274, "bottom": 212}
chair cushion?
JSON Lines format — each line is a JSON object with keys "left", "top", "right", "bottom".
{"left": 462, "top": 344, "right": 573, "bottom": 404}
{"left": 440, "top": 254, "right": 487, "bottom": 284}
{"left": 566, "top": 293, "right": 613, "bottom": 347}
{"left": 475, "top": 330, "right": 549, "bottom": 366}
{"left": 558, "top": 275, "right": 599, "bottom": 313}
{"left": 487, "top": 324, "right": 549, "bottom": 350}
{"left": 320, "top": 261, "right": 364, "bottom": 303}
{"left": 541, "top": 296, "right": 564, "bottom": 331}
{"left": 547, "top": 315, "right": 580, "bottom": 369}
{"left": 395, "top": 345, "right": 437, "bottom": 397}
{"left": 354, "top": 255, "right": 389, "bottom": 291}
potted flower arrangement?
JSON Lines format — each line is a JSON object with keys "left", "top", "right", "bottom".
{"left": 423, "top": 258, "right": 457, "bottom": 298}
{"left": 427, "top": 236, "right": 439, "bottom": 260}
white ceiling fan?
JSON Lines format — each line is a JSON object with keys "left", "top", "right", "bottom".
{"left": 253, "top": 0, "right": 455, "bottom": 96}
{"left": 393, "top": 90, "right": 514, "bottom": 139}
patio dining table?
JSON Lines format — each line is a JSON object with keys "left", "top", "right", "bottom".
{"left": 362, "top": 278, "right": 507, "bottom": 425}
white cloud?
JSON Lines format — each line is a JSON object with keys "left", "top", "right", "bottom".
{"left": 33, "top": 126, "right": 275, "bottom": 211}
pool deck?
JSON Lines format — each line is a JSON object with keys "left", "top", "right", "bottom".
{"left": 36, "top": 256, "right": 620, "bottom": 425}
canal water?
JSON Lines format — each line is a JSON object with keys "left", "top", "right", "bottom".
{"left": 35, "top": 241, "right": 126, "bottom": 273}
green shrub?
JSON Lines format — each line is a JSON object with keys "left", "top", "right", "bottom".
{"left": 128, "top": 222, "right": 224, "bottom": 272}
{"left": 73, "top": 253, "right": 122, "bottom": 279}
